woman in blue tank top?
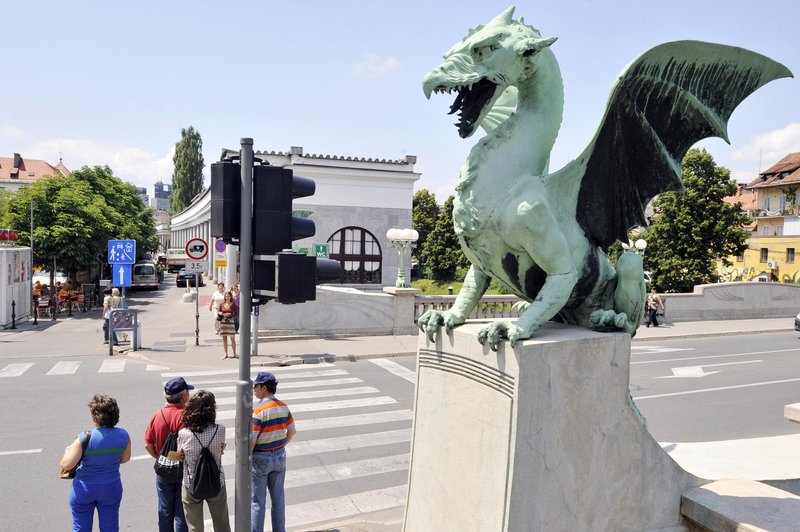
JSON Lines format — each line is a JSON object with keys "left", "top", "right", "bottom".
{"left": 60, "top": 394, "right": 132, "bottom": 531}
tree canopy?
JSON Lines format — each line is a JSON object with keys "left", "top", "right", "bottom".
{"left": 169, "top": 126, "right": 205, "bottom": 215}
{"left": 412, "top": 189, "right": 439, "bottom": 267}
{"left": 2, "top": 166, "right": 158, "bottom": 278}
{"left": 420, "top": 195, "right": 468, "bottom": 280}
{"left": 641, "top": 148, "right": 750, "bottom": 293}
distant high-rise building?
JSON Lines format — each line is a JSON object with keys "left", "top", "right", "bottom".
{"left": 151, "top": 181, "right": 172, "bottom": 211}
{"left": 135, "top": 186, "right": 149, "bottom": 206}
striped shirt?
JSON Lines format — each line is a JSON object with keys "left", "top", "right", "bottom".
{"left": 252, "top": 397, "right": 294, "bottom": 452}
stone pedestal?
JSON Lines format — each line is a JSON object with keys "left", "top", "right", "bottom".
{"left": 403, "top": 321, "right": 703, "bottom": 532}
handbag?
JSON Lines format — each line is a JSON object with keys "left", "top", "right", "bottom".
{"left": 60, "top": 431, "right": 91, "bottom": 479}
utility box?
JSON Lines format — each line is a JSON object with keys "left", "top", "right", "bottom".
{"left": 0, "top": 246, "right": 32, "bottom": 328}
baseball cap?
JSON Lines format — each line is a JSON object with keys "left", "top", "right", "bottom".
{"left": 164, "top": 377, "right": 195, "bottom": 395}
{"left": 254, "top": 372, "right": 278, "bottom": 386}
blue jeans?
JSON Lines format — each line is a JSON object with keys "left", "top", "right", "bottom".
{"left": 156, "top": 475, "right": 188, "bottom": 532}
{"left": 70, "top": 478, "right": 123, "bottom": 531}
{"left": 251, "top": 449, "right": 286, "bottom": 532}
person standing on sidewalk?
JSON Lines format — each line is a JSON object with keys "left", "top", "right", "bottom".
{"left": 230, "top": 283, "right": 241, "bottom": 334}
{"left": 144, "top": 377, "right": 194, "bottom": 532}
{"left": 208, "top": 282, "right": 225, "bottom": 327}
{"left": 644, "top": 287, "right": 665, "bottom": 327}
{"left": 251, "top": 372, "right": 296, "bottom": 532}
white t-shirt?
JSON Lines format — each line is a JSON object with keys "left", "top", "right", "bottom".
{"left": 210, "top": 291, "right": 225, "bottom": 314}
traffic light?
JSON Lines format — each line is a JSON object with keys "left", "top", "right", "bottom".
{"left": 210, "top": 161, "right": 241, "bottom": 243}
{"left": 252, "top": 166, "right": 341, "bottom": 303}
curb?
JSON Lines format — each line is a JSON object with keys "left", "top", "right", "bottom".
{"left": 633, "top": 327, "right": 794, "bottom": 342}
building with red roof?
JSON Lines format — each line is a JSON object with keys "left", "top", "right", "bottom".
{"left": 0, "top": 153, "right": 70, "bottom": 192}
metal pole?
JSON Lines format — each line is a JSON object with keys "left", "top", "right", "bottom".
{"left": 195, "top": 279, "right": 200, "bottom": 346}
{"left": 235, "top": 138, "right": 254, "bottom": 532}
{"left": 252, "top": 304, "right": 259, "bottom": 358}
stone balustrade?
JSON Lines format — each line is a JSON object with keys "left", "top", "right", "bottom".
{"left": 413, "top": 294, "right": 523, "bottom": 323}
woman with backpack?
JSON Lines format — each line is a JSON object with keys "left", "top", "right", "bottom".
{"left": 59, "top": 394, "right": 132, "bottom": 531}
{"left": 177, "top": 390, "right": 230, "bottom": 531}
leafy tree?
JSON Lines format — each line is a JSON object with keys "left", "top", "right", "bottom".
{"left": 170, "top": 126, "right": 205, "bottom": 215}
{"left": 642, "top": 148, "right": 750, "bottom": 292}
{"left": 421, "top": 195, "right": 468, "bottom": 280}
{"left": 412, "top": 189, "right": 439, "bottom": 267}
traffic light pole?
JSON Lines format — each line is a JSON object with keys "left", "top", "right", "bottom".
{"left": 234, "top": 138, "right": 254, "bottom": 532}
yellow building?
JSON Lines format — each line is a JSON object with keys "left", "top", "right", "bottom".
{"left": 719, "top": 152, "right": 800, "bottom": 283}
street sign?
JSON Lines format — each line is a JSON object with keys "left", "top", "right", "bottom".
{"left": 108, "top": 240, "right": 136, "bottom": 264}
{"left": 112, "top": 264, "right": 132, "bottom": 287}
{"left": 186, "top": 260, "right": 207, "bottom": 272}
{"left": 185, "top": 238, "right": 209, "bottom": 260}
{"left": 314, "top": 243, "right": 329, "bottom": 258}
{"left": 215, "top": 252, "right": 227, "bottom": 268}
{"left": 215, "top": 239, "right": 227, "bottom": 253}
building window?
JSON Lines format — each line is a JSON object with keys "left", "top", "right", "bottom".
{"left": 777, "top": 225, "right": 784, "bottom": 236}
{"left": 327, "top": 227, "right": 382, "bottom": 284}
{"left": 788, "top": 248, "right": 795, "bottom": 263}
{"left": 764, "top": 197, "right": 771, "bottom": 210}
{"left": 762, "top": 226, "right": 770, "bottom": 236}
{"left": 780, "top": 195, "right": 787, "bottom": 212}
{"left": 760, "top": 248, "right": 768, "bottom": 262}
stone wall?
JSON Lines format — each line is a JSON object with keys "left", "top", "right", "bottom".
{"left": 662, "top": 281, "right": 800, "bottom": 322}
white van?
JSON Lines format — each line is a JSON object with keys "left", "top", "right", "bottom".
{"left": 131, "top": 262, "right": 159, "bottom": 290}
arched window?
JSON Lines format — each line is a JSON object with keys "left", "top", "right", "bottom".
{"left": 327, "top": 227, "right": 382, "bottom": 284}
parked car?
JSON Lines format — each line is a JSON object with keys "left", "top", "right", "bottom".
{"left": 176, "top": 268, "right": 204, "bottom": 288}
{"left": 795, "top": 311, "right": 800, "bottom": 332}
{"left": 130, "top": 262, "right": 159, "bottom": 290}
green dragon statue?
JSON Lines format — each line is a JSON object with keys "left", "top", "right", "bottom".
{"left": 418, "top": 6, "right": 792, "bottom": 350}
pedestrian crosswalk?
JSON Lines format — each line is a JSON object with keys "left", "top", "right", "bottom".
{"left": 0, "top": 359, "right": 167, "bottom": 377}
{"left": 170, "top": 362, "right": 415, "bottom": 530}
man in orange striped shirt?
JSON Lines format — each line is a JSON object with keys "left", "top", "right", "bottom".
{"left": 251, "top": 372, "right": 296, "bottom": 532}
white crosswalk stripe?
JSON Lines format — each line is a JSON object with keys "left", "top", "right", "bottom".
{"left": 46, "top": 361, "right": 82, "bottom": 375}
{"left": 0, "top": 363, "right": 33, "bottom": 377}
{"left": 98, "top": 359, "right": 126, "bottom": 373}
{"left": 177, "top": 360, "right": 413, "bottom": 531}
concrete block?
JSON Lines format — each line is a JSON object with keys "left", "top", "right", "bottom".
{"left": 182, "top": 292, "right": 195, "bottom": 303}
{"left": 784, "top": 403, "right": 800, "bottom": 423}
{"left": 682, "top": 479, "right": 800, "bottom": 532}
{"left": 404, "top": 321, "right": 702, "bottom": 532}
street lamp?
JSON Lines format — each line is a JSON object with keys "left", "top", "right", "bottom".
{"left": 621, "top": 238, "right": 647, "bottom": 255}
{"left": 386, "top": 228, "right": 419, "bottom": 288}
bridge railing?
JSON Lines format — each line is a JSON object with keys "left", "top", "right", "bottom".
{"left": 413, "top": 294, "right": 524, "bottom": 323}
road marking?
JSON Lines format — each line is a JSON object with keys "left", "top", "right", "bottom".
{"left": 634, "top": 376, "right": 800, "bottom": 400}
{"left": 46, "top": 361, "right": 81, "bottom": 375}
{"left": 287, "top": 485, "right": 407, "bottom": 529}
{"left": 215, "top": 386, "right": 379, "bottom": 406}
{"left": 0, "top": 363, "right": 33, "bottom": 377}
{"left": 163, "top": 363, "right": 338, "bottom": 378}
{"left": 657, "top": 360, "right": 762, "bottom": 379}
{"left": 631, "top": 345, "right": 694, "bottom": 354}
{"left": 289, "top": 428, "right": 411, "bottom": 457}
{"left": 99, "top": 359, "right": 126, "bottom": 373}
{"left": 299, "top": 409, "right": 414, "bottom": 432}
{"left": 369, "top": 358, "right": 417, "bottom": 383}
{"left": 162, "top": 369, "right": 347, "bottom": 383}
{"left": 0, "top": 448, "right": 42, "bottom": 456}
{"left": 632, "top": 348, "right": 800, "bottom": 365}
{"left": 202, "top": 377, "right": 363, "bottom": 394}
{"left": 146, "top": 364, "right": 170, "bottom": 371}
{"left": 216, "top": 396, "right": 398, "bottom": 420}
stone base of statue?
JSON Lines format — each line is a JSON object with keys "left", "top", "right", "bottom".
{"left": 403, "top": 321, "right": 703, "bottom": 531}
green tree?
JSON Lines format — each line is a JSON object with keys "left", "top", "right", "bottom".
{"left": 412, "top": 189, "right": 439, "bottom": 267}
{"left": 421, "top": 195, "right": 468, "bottom": 280}
{"left": 170, "top": 126, "right": 205, "bottom": 215}
{"left": 642, "top": 148, "right": 750, "bottom": 292}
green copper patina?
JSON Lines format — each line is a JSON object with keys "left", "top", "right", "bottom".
{"left": 418, "top": 6, "right": 792, "bottom": 350}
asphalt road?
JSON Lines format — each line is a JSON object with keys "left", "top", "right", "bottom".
{"left": 631, "top": 331, "right": 800, "bottom": 442}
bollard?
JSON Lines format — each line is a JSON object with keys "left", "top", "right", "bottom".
{"left": 68, "top": 297, "right": 73, "bottom": 317}
{"left": 10, "top": 300, "right": 17, "bottom": 329}
{"left": 448, "top": 286, "right": 454, "bottom": 295}
{"left": 32, "top": 298, "right": 38, "bottom": 325}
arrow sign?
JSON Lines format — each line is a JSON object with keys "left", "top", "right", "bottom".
{"left": 113, "top": 264, "right": 132, "bottom": 287}
{"left": 657, "top": 360, "right": 762, "bottom": 379}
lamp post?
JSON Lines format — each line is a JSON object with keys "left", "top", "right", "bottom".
{"left": 621, "top": 238, "right": 647, "bottom": 255}
{"left": 386, "top": 228, "right": 419, "bottom": 288}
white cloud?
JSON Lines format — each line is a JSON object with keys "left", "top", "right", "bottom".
{"left": 0, "top": 126, "right": 27, "bottom": 140}
{"left": 352, "top": 53, "right": 401, "bottom": 79}
{"left": 732, "top": 122, "right": 800, "bottom": 177}
{"left": 25, "top": 138, "right": 175, "bottom": 190}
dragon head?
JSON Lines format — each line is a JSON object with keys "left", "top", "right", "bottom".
{"left": 422, "top": 6, "right": 557, "bottom": 138}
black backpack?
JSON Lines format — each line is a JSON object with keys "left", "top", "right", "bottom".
{"left": 153, "top": 410, "right": 183, "bottom": 483}
{"left": 189, "top": 425, "right": 221, "bottom": 500}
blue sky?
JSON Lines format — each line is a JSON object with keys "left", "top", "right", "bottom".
{"left": 2, "top": 1, "right": 798, "bottom": 203}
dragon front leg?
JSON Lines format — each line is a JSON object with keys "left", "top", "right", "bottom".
{"left": 418, "top": 265, "right": 491, "bottom": 341}
{"left": 589, "top": 251, "right": 646, "bottom": 333}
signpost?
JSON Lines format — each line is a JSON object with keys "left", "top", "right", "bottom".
{"left": 107, "top": 239, "right": 136, "bottom": 301}
{"left": 185, "top": 238, "right": 208, "bottom": 346}
{"left": 112, "top": 264, "right": 132, "bottom": 287}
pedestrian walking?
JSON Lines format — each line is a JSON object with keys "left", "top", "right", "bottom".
{"left": 217, "top": 291, "right": 238, "bottom": 359}
{"left": 644, "top": 287, "right": 665, "bottom": 327}
{"left": 60, "top": 394, "right": 132, "bottom": 532}
{"left": 177, "top": 391, "right": 230, "bottom": 532}
{"left": 251, "top": 372, "right": 296, "bottom": 532}
{"left": 144, "top": 377, "right": 194, "bottom": 532}
{"left": 102, "top": 288, "right": 122, "bottom": 345}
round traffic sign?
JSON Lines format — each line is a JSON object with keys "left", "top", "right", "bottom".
{"left": 185, "top": 238, "right": 209, "bottom": 260}
{"left": 215, "top": 239, "right": 227, "bottom": 253}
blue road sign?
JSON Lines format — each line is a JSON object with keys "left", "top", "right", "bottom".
{"left": 108, "top": 239, "right": 136, "bottom": 264}
{"left": 113, "top": 264, "right": 132, "bottom": 287}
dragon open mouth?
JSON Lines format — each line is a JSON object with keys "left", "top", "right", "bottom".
{"left": 436, "top": 78, "right": 498, "bottom": 138}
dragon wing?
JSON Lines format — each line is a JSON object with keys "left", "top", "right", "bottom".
{"left": 573, "top": 40, "right": 792, "bottom": 250}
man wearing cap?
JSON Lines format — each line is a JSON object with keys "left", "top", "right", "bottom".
{"left": 251, "top": 371, "right": 296, "bottom": 532}
{"left": 144, "top": 377, "right": 194, "bottom": 532}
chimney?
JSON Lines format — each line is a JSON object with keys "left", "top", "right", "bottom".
{"left": 13, "top": 153, "right": 21, "bottom": 168}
